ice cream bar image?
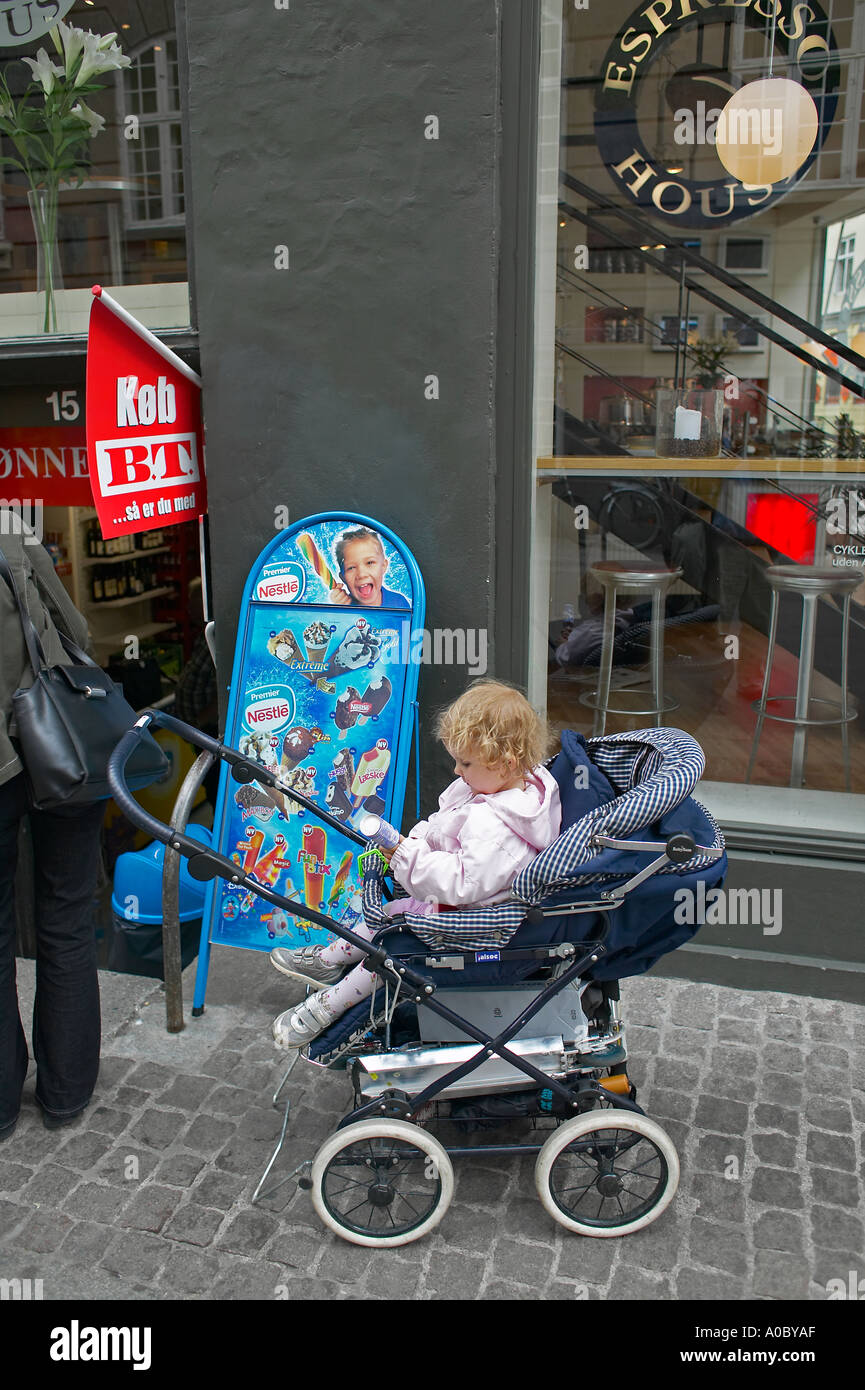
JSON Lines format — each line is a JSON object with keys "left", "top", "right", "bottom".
{"left": 358, "top": 813, "right": 401, "bottom": 851}
{"left": 350, "top": 744, "right": 391, "bottom": 808}
{"left": 268, "top": 909, "right": 292, "bottom": 938}
{"left": 323, "top": 622, "right": 381, "bottom": 680}
{"left": 339, "top": 892, "right": 365, "bottom": 933}
{"left": 301, "top": 823, "right": 327, "bottom": 908}
{"left": 276, "top": 765, "right": 316, "bottom": 816}
{"left": 325, "top": 781, "right": 352, "bottom": 822}
{"left": 296, "top": 532, "right": 337, "bottom": 592}
{"left": 240, "top": 834, "right": 288, "bottom": 911}
{"left": 234, "top": 781, "right": 283, "bottom": 817}
{"left": 237, "top": 827, "right": 264, "bottom": 872}
{"left": 356, "top": 675, "right": 392, "bottom": 726}
{"left": 327, "top": 850, "right": 354, "bottom": 907}
{"left": 268, "top": 881, "right": 303, "bottom": 936}
{"left": 331, "top": 748, "right": 355, "bottom": 791}
{"left": 280, "top": 725, "right": 322, "bottom": 772}
{"left": 334, "top": 686, "right": 361, "bottom": 741}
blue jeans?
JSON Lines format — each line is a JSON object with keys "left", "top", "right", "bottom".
{"left": 0, "top": 774, "right": 106, "bottom": 1126}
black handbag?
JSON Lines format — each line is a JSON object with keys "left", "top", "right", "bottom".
{"left": 0, "top": 547, "right": 168, "bottom": 810}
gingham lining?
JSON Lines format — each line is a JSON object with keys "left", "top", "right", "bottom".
{"left": 359, "top": 728, "right": 725, "bottom": 952}
{"left": 515, "top": 726, "right": 714, "bottom": 899}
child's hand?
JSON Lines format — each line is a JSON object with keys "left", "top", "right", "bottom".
{"left": 328, "top": 585, "right": 351, "bottom": 606}
{"left": 377, "top": 837, "right": 403, "bottom": 864}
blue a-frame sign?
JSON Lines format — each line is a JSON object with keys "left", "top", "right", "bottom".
{"left": 192, "top": 513, "right": 425, "bottom": 1011}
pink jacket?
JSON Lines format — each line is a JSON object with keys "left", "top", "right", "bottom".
{"left": 388, "top": 766, "right": 561, "bottom": 913}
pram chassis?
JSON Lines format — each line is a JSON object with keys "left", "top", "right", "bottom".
{"left": 109, "top": 711, "right": 721, "bottom": 1248}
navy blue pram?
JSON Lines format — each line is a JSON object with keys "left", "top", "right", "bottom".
{"left": 109, "top": 715, "right": 725, "bottom": 1249}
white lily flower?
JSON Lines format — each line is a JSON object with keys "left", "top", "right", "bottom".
{"left": 96, "top": 32, "right": 118, "bottom": 50}
{"left": 75, "top": 32, "right": 131, "bottom": 87}
{"left": 54, "top": 19, "right": 88, "bottom": 77}
{"left": 22, "top": 47, "right": 65, "bottom": 96}
{"left": 71, "top": 100, "right": 106, "bottom": 138}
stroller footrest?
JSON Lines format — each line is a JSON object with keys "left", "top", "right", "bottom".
{"left": 355, "top": 1036, "right": 568, "bottom": 1102}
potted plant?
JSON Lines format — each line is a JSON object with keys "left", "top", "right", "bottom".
{"left": 0, "top": 21, "right": 130, "bottom": 333}
{"left": 687, "top": 333, "right": 738, "bottom": 388}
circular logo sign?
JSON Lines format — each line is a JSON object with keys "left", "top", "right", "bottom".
{"left": 594, "top": 1, "right": 840, "bottom": 229}
{"left": 255, "top": 562, "right": 305, "bottom": 604}
{"left": 1, "top": 1, "right": 76, "bottom": 47}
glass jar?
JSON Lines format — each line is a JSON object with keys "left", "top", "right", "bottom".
{"left": 654, "top": 388, "right": 724, "bottom": 458}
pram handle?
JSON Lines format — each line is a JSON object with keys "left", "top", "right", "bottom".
{"left": 108, "top": 708, "right": 371, "bottom": 849}
{"left": 107, "top": 711, "right": 429, "bottom": 986}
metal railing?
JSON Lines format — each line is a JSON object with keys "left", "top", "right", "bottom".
{"left": 559, "top": 171, "right": 865, "bottom": 404}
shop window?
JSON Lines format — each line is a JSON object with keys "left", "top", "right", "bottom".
{"left": 121, "top": 38, "right": 185, "bottom": 228}
{"left": 0, "top": 1, "right": 189, "bottom": 337}
{"left": 530, "top": 1, "right": 865, "bottom": 813}
{"left": 833, "top": 234, "right": 855, "bottom": 297}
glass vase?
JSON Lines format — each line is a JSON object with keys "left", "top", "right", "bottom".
{"left": 654, "top": 388, "right": 723, "bottom": 459}
{"left": 26, "top": 184, "right": 63, "bottom": 334}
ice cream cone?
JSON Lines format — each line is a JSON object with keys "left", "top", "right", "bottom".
{"left": 303, "top": 619, "right": 331, "bottom": 666}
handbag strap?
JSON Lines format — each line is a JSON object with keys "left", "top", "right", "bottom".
{"left": 0, "top": 542, "right": 49, "bottom": 676}
{"left": 57, "top": 630, "right": 98, "bottom": 668}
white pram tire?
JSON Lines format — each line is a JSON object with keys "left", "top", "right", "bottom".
{"left": 535, "top": 1111, "right": 679, "bottom": 1237}
{"left": 311, "top": 1119, "right": 455, "bottom": 1247}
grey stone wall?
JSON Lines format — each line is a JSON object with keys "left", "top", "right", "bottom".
{"left": 182, "top": 0, "right": 502, "bottom": 810}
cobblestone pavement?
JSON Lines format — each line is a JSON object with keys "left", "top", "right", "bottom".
{"left": 1, "top": 949, "right": 863, "bottom": 1302}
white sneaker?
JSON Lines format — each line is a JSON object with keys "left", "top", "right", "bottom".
{"left": 272, "top": 992, "right": 339, "bottom": 1050}
{"left": 269, "top": 944, "right": 344, "bottom": 989}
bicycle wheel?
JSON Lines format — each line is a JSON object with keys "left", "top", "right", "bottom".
{"left": 311, "top": 1119, "right": 454, "bottom": 1248}
{"left": 535, "top": 1111, "right": 679, "bottom": 1236}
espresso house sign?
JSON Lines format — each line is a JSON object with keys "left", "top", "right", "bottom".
{"left": 594, "top": 0, "right": 840, "bottom": 228}
{"left": 0, "top": 1, "right": 76, "bottom": 47}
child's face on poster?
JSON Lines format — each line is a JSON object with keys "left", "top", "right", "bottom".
{"left": 340, "top": 537, "right": 388, "bottom": 606}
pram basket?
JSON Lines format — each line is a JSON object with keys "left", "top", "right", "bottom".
{"left": 109, "top": 711, "right": 725, "bottom": 1248}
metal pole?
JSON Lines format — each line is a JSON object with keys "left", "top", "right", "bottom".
{"left": 673, "top": 253, "right": 686, "bottom": 390}
{"left": 161, "top": 749, "right": 215, "bottom": 1032}
{"left": 790, "top": 595, "right": 817, "bottom": 789}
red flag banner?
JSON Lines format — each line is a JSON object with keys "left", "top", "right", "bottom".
{"left": 86, "top": 287, "right": 207, "bottom": 538}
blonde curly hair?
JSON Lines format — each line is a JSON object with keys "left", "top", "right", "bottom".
{"left": 434, "top": 680, "right": 551, "bottom": 774}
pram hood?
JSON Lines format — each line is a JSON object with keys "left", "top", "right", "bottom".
{"left": 515, "top": 726, "right": 720, "bottom": 899}
{"left": 362, "top": 728, "right": 726, "bottom": 967}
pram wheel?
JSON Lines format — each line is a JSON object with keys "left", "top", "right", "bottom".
{"left": 311, "top": 1119, "right": 454, "bottom": 1247}
{"left": 535, "top": 1112, "right": 679, "bottom": 1237}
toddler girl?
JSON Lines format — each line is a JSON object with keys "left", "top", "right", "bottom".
{"left": 271, "top": 680, "right": 561, "bottom": 1050}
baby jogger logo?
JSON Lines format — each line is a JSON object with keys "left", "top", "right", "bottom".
{"left": 673, "top": 883, "right": 782, "bottom": 935}
{"left": 49, "top": 1321, "right": 151, "bottom": 1371}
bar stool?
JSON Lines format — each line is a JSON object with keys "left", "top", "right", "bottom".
{"left": 746, "top": 564, "right": 863, "bottom": 791}
{"left": 580, "top": 561, "right": 683, "bottom": 736}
